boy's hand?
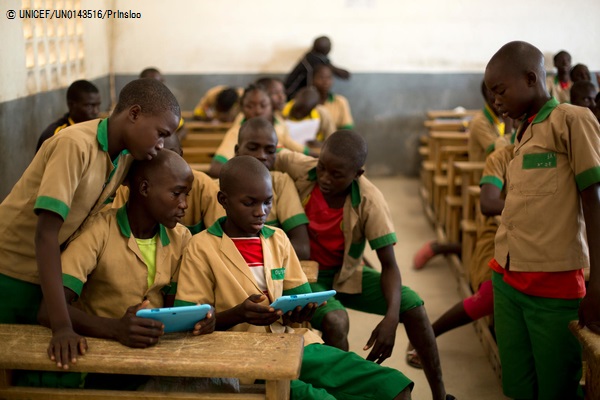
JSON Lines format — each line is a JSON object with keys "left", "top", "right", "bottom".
{"left": 281, "top": 302, "right": 319, "bottom": 325}
{"left": 192, "top": 306, "right": 216, "bottom": 336}
{"left": 115, "top": 300, "right": 164, "bottom": 348}
{"left": 237, "top": 294, "right": 281, "bottom": 326}
{"left": 47, "top": 327, "right": 87, "bottom": 370}
{"left": 363, "top": 315, "right": 399, "bottom": 364}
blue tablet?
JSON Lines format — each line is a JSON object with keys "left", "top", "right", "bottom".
{"left": 270, "top": 290, "right": 336, "bottom": 314}
{"left": 136, "top": 304, "right": 212, "bottom": 333}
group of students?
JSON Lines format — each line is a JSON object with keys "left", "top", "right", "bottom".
{"left": 2, "top": 37, "right": 600, "bottom": 400}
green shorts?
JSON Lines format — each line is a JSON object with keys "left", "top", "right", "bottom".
{"left": 492, "top": 271, "right": 583, "bottom": 400}
{"left": 310, "top": 267, "right": 424, "bottom": 330}
{"left": 291, "top": 343, "right": 413, "bottom": 399}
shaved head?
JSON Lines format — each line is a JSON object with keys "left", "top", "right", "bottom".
{"left": 322, "top": 130, "right": 367, "bottom": 170}
{"left": 487, "top": 41, "right": 546, "bottom": 79}
{"left": 238, "top": 117, "right": 277, "bottom": 146}
{"left": 219, "top": 155, "right": 271, "bottom": 195}
{"left": 128, "top": 149, "right": 192, "bottom": 194}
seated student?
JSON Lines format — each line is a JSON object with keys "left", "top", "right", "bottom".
{"left": 571, "top": 80, "right": 598, "bottom": 112}
{"left": 274, "top": 132, "right": 453, "bottom": 400}
{"left": 312, "top": 64, "right": 354, "bottom": 130}
{"left": 256, "top": 77, "right": 287, "bottom": 115}
{"left": 193, "top": 86, "right": 243, "bottom": 122}
{"left": 546, "top": 50, "right": 572, "bottom": 103}
{"left": 284, "top": 36, "right": 351, "bottom": 98}
{"left": 36, "top": 149, "right": 221, "bottom": 390}
{"left": 36, "top": 80, "right": 101, "bottom": 151}
{"left": 208, "top": 84, "right": 309, "bottom": 178}
{"left": 175, "top": 156, "right": 413, "bottom": 400}
{"left": 112, "top": 135, "right": 224, "bottom": 235}
{"left": 407, "top": 144, "right": 514, "bottom": 368}
{"left": 282, "top": 86, "right": 336, "bottom": 145}
{"left": 570, "top": 63, "right": 592, "bottom": 83}
{"left": 234, "top": 116, "right": 310, "bottom": 260}
{"left": 0, "top": 78, "right": 181, "bottom": 371}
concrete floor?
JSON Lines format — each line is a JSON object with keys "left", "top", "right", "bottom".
{"left": 346, "top": 176, "right": 508, "bottom": 400}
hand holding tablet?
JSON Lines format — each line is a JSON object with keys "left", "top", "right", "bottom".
{"left": 136, "top": 304, "right": 212, "bottom": 333}
{"left": 270, "top": 290, "right": 336, "bottom": 314}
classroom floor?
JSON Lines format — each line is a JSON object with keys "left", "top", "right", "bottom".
{"left": 347, "top": 176, "right": 508, "bottom": 400}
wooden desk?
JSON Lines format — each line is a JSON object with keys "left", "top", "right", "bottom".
{"left": 426, "top": 109, "right": 480, "bottom": 119}
{"left": 0, "top": 324, "right": 303, "bottom": 400}
{"left": 424, "top": 119, "right": 470, "bottom": 132}
{"left": 185, "top": 121, "right": 232, "bottom": 132}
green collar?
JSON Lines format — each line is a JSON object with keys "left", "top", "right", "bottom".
{"left": 531, "top": 97, "right": 560, "bottom": 125}
{"left": 207, "top": 216, "right": 275, "bottom": 239}
{"left": 327, "top": 93, "right": 334, "bottom": 103}
{"left": 116, "top": 205, "right": 170, "bottom": 246}
{"left": 97, "top": 119, "right": 109, "bottom": 152}
{"left": 482, "top": 104, "right": 499, "bottom": 126}
{"left": 307, "top": 168, "right": 361, "bottom": 207}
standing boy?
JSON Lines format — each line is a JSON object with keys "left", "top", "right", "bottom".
{"left": 0, "top": 78, "right": 181, "bottom": 369}
{"left": 546, "top": 50, "right": 572, "bottom": 103}
{"left": 485, "top": 41, "right": 600, "bottom": 399}
{"left": 175, "top": 156, "right": 413, "bottom": 400}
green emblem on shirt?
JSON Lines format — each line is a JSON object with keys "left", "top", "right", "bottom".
{"left": 522, "top": 152, "right": 557, "bottom": 169}
{"left": 271, "top": 268, "right": 286, "bottom": 280}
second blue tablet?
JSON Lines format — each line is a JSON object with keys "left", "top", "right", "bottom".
{"left": 136, "top": 304, "right": 212, "bottom": 333}
{"left": 270, "top": 290, "right": 336, "bottom": 314}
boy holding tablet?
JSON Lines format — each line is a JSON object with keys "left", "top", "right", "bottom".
{"left": 175, "top": 156, "right": 413, "bottom": 400}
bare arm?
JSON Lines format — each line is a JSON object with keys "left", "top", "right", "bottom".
{"left": 215, "top": 294, "right": 281, "bottom": 331}
{"left": 329, "top": 64, "right": 351, "bottom": 80}
{"left": 286, "top": 224, "right": 310, "bottom": 260}
{"left": 480, "top": 184, "right": 505, "bottom": 216}
{"left": 579, "top": 183, "right": 600, "bottom": 333}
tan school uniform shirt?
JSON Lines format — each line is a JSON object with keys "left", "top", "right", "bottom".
{"left": 193, "top": 85, "right": 244, "bottom": 119}
{"left": 546, "top": 75, "right": 572, "bottom": 104}
{"left": 468, "top": 105, "right": 510, "bottom": 162}
{"left": 494, "top": 98, "right": 600, "bottom": 272}
{"left": 274, "top": 150, "right": 397, "bottom": 294}
{"left": 0, "top": 118, "right": 132, "bottom": 284}
{"left": 322, "top": 93, "right": 354, "bottom": 130}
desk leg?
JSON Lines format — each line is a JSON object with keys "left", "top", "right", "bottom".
{"left": 265, "top": 379, "right": 290, "bottom": 400}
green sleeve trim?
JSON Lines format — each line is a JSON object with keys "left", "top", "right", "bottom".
{"left": 283, "top": 282, "right": 312, "bottom": 295}
{"left": 186, "top": 221, "right": 205, "bottom": 235}
{"left": 212, "top": 154, "right": 229, "bottom": 164}
{"left": 485, "top": 143, "right": 496, "bottom": 155}
{"left": 348, "top": 240, "right": 366, "bottom": 259}
{"left": 576, "top": 166, "right": 600, "bottom": 191}
{"left": 161, "top": 282, "right": 178, "bottom": 296}
{"left": 369, "top": 233, "right": 397, "bottom": 251}
{"left": 340, "top": 124, "right": 354, "bottom": 130}
{"left": 281, "top": 213, "right": 309, "bottom": 232}
{"left": 34, "top": 196, "right": 70, "bottom": 220}
{"left": 480, "top": 175, "right": 503, "bottom": 190}
{"left": 62, "top": 274, "right": 84, "bottom": 296}
{"left": 174, "top": 299, "right": 196, "bottom": 307}
{"left": 303, "top": 146, "right": 310, "bottom": 155}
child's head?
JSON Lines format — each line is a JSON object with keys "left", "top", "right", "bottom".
{"left": 289, "top": 87, "right": 320, "bottom": 120}
{"left": 66, "top": 80, "right": 101, "bottom": 123}
{"left": 313, "top": 36, "right": 331, "bottom": 56}
{"left": 570, "top": 64, "right": 591, "bottom": 83}
{"left": 317, "top": 130, "right": 367, "bottom": 197}
{"left": 113, "top": 78, "right": 181, "bottom": 161}
{"left": 164, "top": 133, "right": 183, "bottom": 156}
{"left": 484, "top": 41, "right": 547, "bottom": 119}
{"left": 553, "top": 51, "right": 572, "bottom": 76}
{"left": 235, "top": 117, "right": 278, "bottom": 170}
{"left": 128, "top": 149, "right": 194, "bottom": 229}
{"left": 218, "top": 156, "right": 273, "bottom": 237}
{"left": 312, "top": 64, "right": 333, "bottom": 95}
{"left": 215, "top": 88, "right": 241, "bottom": 122}
{"left": 256, "top": 78, "right": 286, "bottom": 112}
{"left": 139, "top": 67, "right": 164, "bottom": 82}
{"left": 240, "top": 84, "right": 273, "bottom": 121}
{"left": 595, "top": 92, "right": 600, "bottom": 122}
{"left": 570, "top": 81, "right": 597, "bottom": 111}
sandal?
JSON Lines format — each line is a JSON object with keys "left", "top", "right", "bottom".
{"left": 405, "top": 349, "right": 423, "bottom": 369}
{"left": 413, "top": 241, "right": 436, "bottom": 270}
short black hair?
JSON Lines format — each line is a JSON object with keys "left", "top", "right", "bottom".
{"left": 570, "top": 64, "right": 591, "bottom": 82}
{"left": 113, "top": 78, "right": 180, "bottom": 118}
{"left": 66, "top": 80, "right": 99, "bottom": 102}
{"left": 215, "top": 88, "right": 240, "bottom": 113}
{"left": 127, "top": 149, "right": 188, "bottom": 191}
{"left": 219, "top": 155, "right": 271, "bottom": 194}
{"left": 322, "top": 130, "right": 367, "bottom": 170}
{"left": 139, "top": 67, "right": 161, "bottom": 78}
{"left": 240, "top": 83, "right": 269, "bottom": 105}
{"left": 553, "top": 51, "right": 571, "bottom": 64}
{"left": 312, "top": 63, "right": 332, "bottom": 77}
{"left": 238, "top": 116, "right": 277, "bottom": 146}
{"left": 570, "top": 81, "right": 597, "bottom": 104}
{"left": 256, "top": 77, "right": 283, "bottom": 89}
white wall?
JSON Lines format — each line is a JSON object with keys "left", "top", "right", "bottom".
{"left": 112, "top": 0, "right": 600, "bottom": 74}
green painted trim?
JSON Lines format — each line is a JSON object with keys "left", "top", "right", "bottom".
{"left": 62, "top": 273, "right": 84, "bottom": 296}
{"left": 485, "top": 143, "right": 496, "bottom": 155}
{"left": 480, "top": 175, "right": 504, "bottom": 190}
{"left": 350, "top": 180, "right": 361, "bottom": 207}
{"left": 213, "top": 154, "right": 229, "bottom": 164}
{"left": 576, "top": 166, "right": 600, "bottom": 191}
{"left": 531, "top": 98, "right": 559, "bottom": 124}
{"left": 186, "top": 221, "right": 206, "bottom": 235}
{"left": 161, "top": 282, "right": 178, "bottom": 296}
{"left": 34, "top": 196, "right": 70, "bottom": 220}
{"left": 271, "top": 268, "right": 286, "bottom": 280}
{"left": 522, "top": 152, "right": 557, "bottom": 169}
{"left": 369, "top": 233, "right": 397, "bottom": 251}
{"left": 348, "top": 240, "right": 366, "bottom": 259}
{"left": 96, "top": 119, "right": 109, "bottom": 152}
{"left": 174, "top": 299, "right": 195, "bottom": 307}
{"left": 281, "top": 214, "right": 309, "bottom": 232}
{"left": 282, "top": 282, "right": 312, "bottom": 295}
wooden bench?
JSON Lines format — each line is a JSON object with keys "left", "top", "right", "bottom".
{"left": 424, "top": 119, "right": 470, "bottom": 132}
{"left": 182, "top": 132, "right": 227, "bottom": 148}
{"left": 426, "top": 109, "right": 480, "bottom": 119}
{"left": 0, "top": 324, "right": 303, "bottom": 400}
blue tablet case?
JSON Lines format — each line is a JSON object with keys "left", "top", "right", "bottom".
{"left": 270, "top": 290, "right": 336, "bottom": 314}
{"left": 136, "top": 304, "right": 211, "bottom": 333}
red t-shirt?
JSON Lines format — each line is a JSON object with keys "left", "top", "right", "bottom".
{"left": 232, "top": 237, "right": 268, "bottom": 295}
{"left": 489, "top": 258, "right": 585, "bottom": 299}
{"left": 304, "top": 185, "right": 345, "bottom": 270}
